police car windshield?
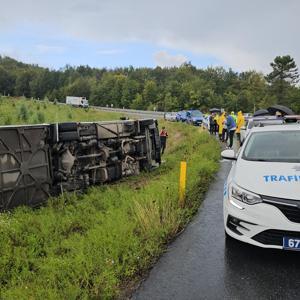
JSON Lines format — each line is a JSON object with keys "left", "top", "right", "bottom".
{"left": 243, "top": 131, "right": 300, "bottom": 163}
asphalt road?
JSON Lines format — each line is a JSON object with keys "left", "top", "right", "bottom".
{"left": 133, "top": 160, "right": 300, "bottom": 300}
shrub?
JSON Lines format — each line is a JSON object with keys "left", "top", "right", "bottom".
{"left": 18, "top": 104, "right": 29, "bottom": 121}
{"left": 37, "top": 112, "right": 45, "bottom": 123}
{"left": 4, "top": 116, "right": 12, "bottom": 125}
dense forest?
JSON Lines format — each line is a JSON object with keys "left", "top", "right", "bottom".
{"left": 0, "top": 55, "right": 299, "bottom": 113}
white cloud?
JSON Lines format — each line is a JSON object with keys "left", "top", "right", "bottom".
{"left": 154, "top": 51, "right": 187, "bottom": 67}
{"left": 0, "top": 45, "right": 20, "bottom": 58}
{"left": 0, "top": 45, "right": 48, "bottom": 67}
{"left": 35, "top": 44, "right": 66, "bottom": 54}
{"left": 0, "top": 0, "right": 299, "bottom": 71}
{"left": 96, "top": 49, "right": 124, "bottom": 55}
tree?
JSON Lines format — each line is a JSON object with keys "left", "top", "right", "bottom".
{"left": 0, "top": 66, "right": 15, "bottom": 96}
{"left": 29, "top": 69, "right": 54, "bottom": 99}
{"left": 287, "top": 86, "right": 300, "bottom": 113}
{"left": 130, "top": 93, "right": 145, "bottom": 109}
{"left": 121, "top": 78, "right": 140, "bottom": 108}
{"left": 65, "top": 77, "right": 91, "bottom": 99}
{"left": 15, "top": 70, "right": 34, "bottom": 97}
{"left": 142, "top": 80, "right": 158, "bottom": 107}
{"left": 162, "top": 92, "right": 179, "bottom": 111}
{"left": 266, "top": 55, "right": 299, "bottom": 105}
{"left": 224, "top": 91, "right": 238, "bottom": 112}
{"left": 267, "top": 55, "right": 299, "bottom": 84}
{"left": 239, "top": 71, "right": 267, "bottom": 112}
{"left": 2, "top": 54, "right": 300, "bottom": 113}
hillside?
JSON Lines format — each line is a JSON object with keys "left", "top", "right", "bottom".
{"left": 0, "top": 97, "right": 121, "bottom": 126}
{"left": 1, "top": 55, "right": 300, "bottom": 113}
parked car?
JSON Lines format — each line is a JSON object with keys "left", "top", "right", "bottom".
{"left": 240, "top": 116, "right": 284, "bottom": 145}
{"left": 186, "top": 110, "right": 204, "bottom": 126}
{"left": 202, "top": 115, "right": 209, "bottom": 129}
{"left": 164, "top": 112, "right": 177, "bottom": 122}
{"left": 176, "top": 111, "right": 187, "bottom": 122}
{"left": 222, "top": 124, "right": 300, "bottom": 250}
{"left": 284, "top": 115, "right": 300, "bottom": 123}
{"left": 243, "top": 113, "right": 252, "bottom": 118}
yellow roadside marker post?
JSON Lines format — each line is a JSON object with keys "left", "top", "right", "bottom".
{"left": 179, "top": 161, "right": 187, "bottom": 208}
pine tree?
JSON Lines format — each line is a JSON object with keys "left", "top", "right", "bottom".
{"left": 266, "top": 55, "right": 299, "bottom": 105}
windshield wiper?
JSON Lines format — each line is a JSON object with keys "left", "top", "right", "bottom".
{"left": 245, "top": 158, "right": 268, "bottom": 162}
{"left": 244, "top": 156, "right": 300, "bottom": 163}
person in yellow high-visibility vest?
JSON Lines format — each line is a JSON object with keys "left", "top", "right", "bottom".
{"left": 236, "top": 111, "right": 245, "bottom": 146}
{"left": 231, "top": 111, "right": 237, "bottom": 123}
{"left": 218, "top": 112, "right": 226, "bottom": 141}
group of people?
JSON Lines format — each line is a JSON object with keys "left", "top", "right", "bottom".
{"left": 208, "top": 111, "right": 245, "bottom": 149}
{"left": 159, "top": 110, "right": 245, "bottom": 156}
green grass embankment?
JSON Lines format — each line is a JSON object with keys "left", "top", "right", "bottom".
{"left": 0, "top": 97, "right": 121, "bottom": 125}
{"left": 0, "top": 98, "right": 220, "bottom": 299}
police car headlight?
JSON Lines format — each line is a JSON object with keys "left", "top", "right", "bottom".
{"left": 231, "top": 184, "right": 262, "bottom": 205}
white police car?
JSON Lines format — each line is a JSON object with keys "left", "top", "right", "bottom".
{"left": 222, "top": 125, "right": 300, "bottom": 250}
{"left": 240, "top": 116, "right": 283, "bottom": 145}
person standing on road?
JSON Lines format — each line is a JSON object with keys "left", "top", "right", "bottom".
{"left": 209, "top": 113, "right": 215, "bottom": 135}
{"left": 222, "top": 113, "right": 228, "bottom": 142}
{"left": 226, "top": 114, "right": 236, "bottom": 149}
{"left": 236, "top": 111, "right": 245, "bottom": 146}
{"left": 160, "top": 126, "right": 168, "bottom": 155}
{"left": 218, "top": 112, "right": 225, "bottom": 141}
{"left": 214, "top": 114, "right": 219, "bottom": 135}
{"left": 231, "top": 111, "right": 237, "bottom": 123}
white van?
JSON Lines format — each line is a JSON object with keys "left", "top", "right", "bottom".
{"left": 66, "top": 96, "right": 89, "bottom": 108}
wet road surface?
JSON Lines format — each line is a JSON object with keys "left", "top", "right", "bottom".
{"left": 133, "top": 161, "right": 300, "bottom": 300}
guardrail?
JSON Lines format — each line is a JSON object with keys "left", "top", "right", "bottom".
{"left": 90, "top": 106, "right": 165, "bottom": 117}
{"left": 56, "top": 102, "right": 166, "bottom": 118}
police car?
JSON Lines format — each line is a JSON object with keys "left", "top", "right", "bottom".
{"left": 222, "top": 125, "right": 300, "bottom": 250}
{"left": 240, "top": 116, "right": 284, "bottom": 145}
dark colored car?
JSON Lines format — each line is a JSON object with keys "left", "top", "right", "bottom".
{"left": 176, "top": 111, "right": 187, "bottom": 122}
{"left": 186, "top": 110, "right": 204, "bottom": 126}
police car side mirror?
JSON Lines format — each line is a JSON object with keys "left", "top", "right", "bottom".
{"left": 221, "top": 149, "right": 237, "bottom": 161}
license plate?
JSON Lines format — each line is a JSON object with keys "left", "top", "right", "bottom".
{"left": 283, "top": 237, "right": 300, "bottom": 250}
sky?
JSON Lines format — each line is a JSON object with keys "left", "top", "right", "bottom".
{"left": 0, "top": 0, "right": 299, "bottom": 72}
